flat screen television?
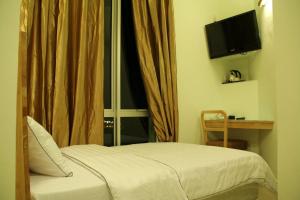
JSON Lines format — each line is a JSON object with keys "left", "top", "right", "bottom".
{"left": 205, "top": 10, "right": 261, "bottom": 59}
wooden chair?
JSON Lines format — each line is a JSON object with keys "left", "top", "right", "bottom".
{"left": 201, "top": 110, "right": 248, "bottom": 150}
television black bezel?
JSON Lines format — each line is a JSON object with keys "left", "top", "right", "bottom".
{"left": 205, "top": 10, "right": 262, "bottom": 59}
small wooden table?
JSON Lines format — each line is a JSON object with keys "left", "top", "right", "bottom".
{"left": 204, "top": 120, "right": 274, "bottom": 130}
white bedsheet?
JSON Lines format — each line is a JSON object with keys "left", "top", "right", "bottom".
{"left": 30, "top": 156, "right": 111, "bottom": 200}
{"left": 62, "top": 145, "right": 188, "bottom": 200}
{"left": 30, "top": 143, "right": 277, "bottom": 200}
{"left": 114, "top": 143, "right": 277, "bottom": 200}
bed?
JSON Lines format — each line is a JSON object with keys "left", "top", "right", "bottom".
{"left": 30, "top": 143, "right": 277, "bottom": 200}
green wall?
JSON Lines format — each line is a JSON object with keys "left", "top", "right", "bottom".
{"left": 0, "top": 1, "right": 20, "bottom": 199}
{"left": 249, "top": 0, "right": 277, "bottom": 175}
{"left": 274, "top": 0, "right": 300, "bottom": 199}
{"left": 173, "top": 0, "right": 256, "bottom": 144}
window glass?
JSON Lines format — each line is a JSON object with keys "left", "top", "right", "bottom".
{"left": 120, "top": 0, "right": 147, "bottom": 109}
{"left": 104, "top": 0, "right": 112, "bottom": 109}
{"left": 104, "top": 117, "right": 114, "bottom": 146}
{"left": 121, "top": 117, "right": 149, "bottom": 145}
{"left": 104, "top": 0, "right": 154, "bottom": 147}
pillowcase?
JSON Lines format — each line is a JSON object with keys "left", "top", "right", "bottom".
{"left": 27, "top": 116, "right": 73, "bottom": 177}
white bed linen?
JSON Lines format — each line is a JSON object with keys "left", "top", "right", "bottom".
{"left": 31, "top": 143, "right": 277, "bottom": 200}
{"left": 62, "top": 145, "right": 188, "bottom": 200}
{"left": 30, "top": 157, "right": 111, "bottom": 200}
{"left": 114, "top": 143, "right": 277, "bottom": 200}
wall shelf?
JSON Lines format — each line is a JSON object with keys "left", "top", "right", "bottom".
{"left": 222, "top": 80, "right": 246, "bottom": 84}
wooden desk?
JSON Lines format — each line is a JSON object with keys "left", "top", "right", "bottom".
{"left": 204, "top": 120, "right": 274, "bottom": 130}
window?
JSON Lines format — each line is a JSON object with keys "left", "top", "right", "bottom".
{"left": 103, "top": 0, "right": 154, "bottom": 146}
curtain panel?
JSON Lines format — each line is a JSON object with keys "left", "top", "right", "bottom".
{"left": 131, "top": 0, "right": 179, "bottom": 142}
{"left": 16, "top": 1, "right": 31, "bottom": 199}
{"left": 16, "top": 0, "right": 104, "bottom": 199}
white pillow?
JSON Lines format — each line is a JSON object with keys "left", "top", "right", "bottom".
{"left": 27, "top": 116, "right": 73, "bottom": 177}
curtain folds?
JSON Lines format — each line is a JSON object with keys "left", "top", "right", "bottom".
{"left": 131, "top": 0, "right": 179, "bottom": 142}
{"left": 16, "top": 1, "right": 31, "bottom": 199}
{"left": 16, "top": 0, "right": 104, "bottom": 199}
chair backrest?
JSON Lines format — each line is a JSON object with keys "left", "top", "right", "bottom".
{"left": 201, "top": 110, "right": 228, "bottom": 147}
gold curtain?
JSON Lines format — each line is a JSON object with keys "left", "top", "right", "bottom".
{"left": 16, "top": 1, "right": 30, "bottom": 199}
{"left": 16, "top": 0, "right": 104, "bottom": 199}
{"left": 131, "top": 0, "right": 178, "bottom": 142}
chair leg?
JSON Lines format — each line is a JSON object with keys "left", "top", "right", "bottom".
{"left": 224, "top": 129, "right": 228, "bottom": 148}
{"left": 204, "top": 130, "right": 208, "bottom": 145}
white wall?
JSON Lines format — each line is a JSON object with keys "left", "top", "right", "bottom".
{"left": 274, "top": 0, "right": 300, "bottom": 199}
{"left": 173, "top": 0, "right": 259, "bottom": 147}
{"left": 0, "top": 1, "right": 20, "bottom": 199}
{"left": 248, "top": 0, "right": 277, "bottom": 175}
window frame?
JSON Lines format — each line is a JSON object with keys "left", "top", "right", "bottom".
{"left": 104, "top": 0, "right": 149, "bottom": 146}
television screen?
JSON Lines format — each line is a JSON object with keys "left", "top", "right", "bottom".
{"left": 205, "top": 10, "right": 261, "bottom": 59}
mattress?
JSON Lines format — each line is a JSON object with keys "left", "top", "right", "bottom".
{"left": 30, "top": 143, "right": 277, "bottom": 200}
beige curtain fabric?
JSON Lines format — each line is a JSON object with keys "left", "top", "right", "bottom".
{"left": 24, "top": 0, "right": 104, "bottom": 147}
{"left": 16, "top": 1, "right": 31, "bottom": 199}
{"left": 17, "top": 0, "right": 104, "bottom": 199}
{"left": 131, "top": 0, "right": 178, "bottom": 142}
